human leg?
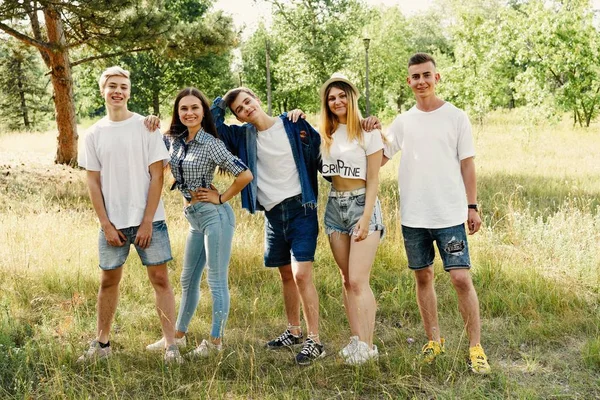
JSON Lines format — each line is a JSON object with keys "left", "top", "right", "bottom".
{"left": 96, "top": 267, "right": 123, "bottom": 344}
{"left": 290, "top": 260, "right": 320, "bottom": 340}
{"left": 278, "top": 264, "right": 302, "bottom": 334}
{"left": 204, "top": 203, "right": 235, "bottom": 343}
{"left": 175, "top": 226, "right": 207, "bottom": 335}
{"left": 263, "top": 202, "right": 303, "bottom": 344}
{"left": 328, "top": 233, "right": 354, "bottom": 334}
{"left": 146, "top": 263, "right": 177, "bottom": 347}
{"left": 345, "top": 233, "right": 379, "bottom": 346}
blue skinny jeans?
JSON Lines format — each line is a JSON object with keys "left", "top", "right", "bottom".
{"left": 176, "top": 201, "right": 235, "bottom": 339}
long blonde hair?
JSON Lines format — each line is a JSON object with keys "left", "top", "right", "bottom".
{"left": 319, "top": 81, "right": 362, "bottom": 156}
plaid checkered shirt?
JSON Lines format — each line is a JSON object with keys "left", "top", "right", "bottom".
{"left": 165, "top": 130, "right": 248, "bottom": 200}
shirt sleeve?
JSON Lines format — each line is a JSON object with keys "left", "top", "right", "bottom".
{"left": 383, "top": 115, "right": 404, "bottom": 159}
{"left": 211, "top": 138, "right": 248, "bottom": 176}
{"left": 364, "top": 128, "right": 384, "bottom": 156}
{"left": 148, "top": 129, "right": 170, "bottom": 166}
{"left": 162, "top": 135, "right": 172, "bottom": 152}
{"left": 79, "top": 128, "right": 101, "bottom": 171}
{"left": 457, "top": 111, "right": 476, "bottom": 160}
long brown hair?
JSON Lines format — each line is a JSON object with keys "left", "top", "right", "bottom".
{"left": 319, "top": 81, "right": 362, "bottom": 155}
{"left": 167, "top": 87, "right": 218, "bottom": 139}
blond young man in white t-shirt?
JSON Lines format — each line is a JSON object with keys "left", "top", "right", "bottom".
{"left": 77, "top": 66, "right": 181, "bottom": 364}
{"left": 383, "top": 53, "right": 491, "bottom": 374}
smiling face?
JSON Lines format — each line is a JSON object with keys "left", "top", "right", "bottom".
{"left": 102, "top": 76, "right": 130, "bottom": 109}
{"left": 327, "top": 86, "right": 348, "bottom": 123}
{"left": 407, "top": 61, "right": 440, "bottom": 100}
{"left": 177, "top": 95, "right": 204, "bottom": 132}
{"left": 229, "top": 92, "right": 262, "bottom": 123}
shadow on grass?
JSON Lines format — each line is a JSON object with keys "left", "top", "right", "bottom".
{"left": 478, "top": 172, "right": 600, "bottom": 222}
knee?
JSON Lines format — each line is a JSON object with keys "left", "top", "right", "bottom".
{"left": 100, "top": 272, "right": 121, "bottom": 290}
{"left": 343, "top": 277, "right": 365, "bottom": 296}
{"left": 149, "top": 271, "right": 171, "bottom": 290}
{"left": 293, "top": 270, "right": 312, "bottom": 289}
{"left": 279, "top": 267, "right": 295, "bottom": 284}
{"left": 450, "top": 271, "right": 473, "bottom": 293}
{"left": 414, "top": 267, "right": 434, "bottom": 287}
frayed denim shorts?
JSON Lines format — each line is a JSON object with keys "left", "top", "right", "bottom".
{"left": 401, "top": 223, "right": 471, "bottom": 271}
{"left": 98, "top": 220, "right": 173, "bottom": 270}
{"left": 324, "top": 187, "right": 385, "bottom": 239}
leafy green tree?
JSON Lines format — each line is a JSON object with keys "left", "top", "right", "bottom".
{"left": 262, "top": 0, "right": 367, "bottom": 112}
{"left": 512, "top": 0, "right": 600, "bottom": 126}
{"left": 0, "top": 33, "right": 51, "bottom": 131}
{"left": 0, "top": 0, "right": 173, "bottom": 164}
{"left": 117, "top": 3, "right": 237, "bottom": 116}
{"left": 346, "top": 5, "right": 413, "bottom": 119}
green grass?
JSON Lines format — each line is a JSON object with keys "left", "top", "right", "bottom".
{"left": 0, "top": 111, "right": 599, "bottom": 398}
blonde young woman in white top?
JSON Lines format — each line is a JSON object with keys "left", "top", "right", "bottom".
{"left": 319, "top": 74, "right": 384, "bottom": 364}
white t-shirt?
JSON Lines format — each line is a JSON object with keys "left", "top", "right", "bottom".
{"left": 256, "top": 118, "right": 301, "bottom": 211}
{"left": 78, "top": 113, "right": 169, "bottom": 229}
{"left": 384, "top": 103, "right": 475, "bottom": 229}
{"left": 322, "top": 124, "right": 383, "bottom": 180}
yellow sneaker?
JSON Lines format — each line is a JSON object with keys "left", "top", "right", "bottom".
{"left": 468, "top": 344, "right": 491, "bottom": 374}
{"left": 421, "top": 338, "right": 445, "bottom": 363}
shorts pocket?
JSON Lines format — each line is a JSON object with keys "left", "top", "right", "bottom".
{"left": 354, "top": 194, "right": 366, "bottom": 207}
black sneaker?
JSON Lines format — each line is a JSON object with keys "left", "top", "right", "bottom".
{"left": 266, "top": 329, "right": 303, "bottom": 350}
{"left": 295, "top": 338, "right": 325, "bottom": 365}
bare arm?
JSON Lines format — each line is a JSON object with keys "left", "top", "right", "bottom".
{"left": 86, "top": 170, "right": 126, "bottom": 246}
{"left": 354, "top": 149, "right": 383, "bottom": 242}
{"left": 134, "top": 160, "right": 164, "bottom": 248}
{"left": 460, "top": 156, "right": 482, "bottom": 235}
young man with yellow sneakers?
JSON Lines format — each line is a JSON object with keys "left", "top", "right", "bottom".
{"left": 383, "top": 53, "right": 491, "bottom": 374}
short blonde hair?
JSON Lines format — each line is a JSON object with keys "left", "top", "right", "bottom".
{"left": 98, "top": 66, "right": 130, "bottom": 93}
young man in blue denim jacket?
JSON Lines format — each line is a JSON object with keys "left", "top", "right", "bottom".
{"left": 209, "top": 88, "right": 325, "bottom": 365}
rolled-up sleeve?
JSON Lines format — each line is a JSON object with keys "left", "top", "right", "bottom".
{"left": 212, "top": 138, "right": 248, "bottom": 176}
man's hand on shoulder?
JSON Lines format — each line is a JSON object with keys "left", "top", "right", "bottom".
{"left": 144, "top": 115, "right": 161, "bottom": 132}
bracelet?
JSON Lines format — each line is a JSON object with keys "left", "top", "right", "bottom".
{"left": 219, "top": 194, "right": 223, "bottom": 204}
{"left": 468, "top": 204, "right": 478, "bottom": 212}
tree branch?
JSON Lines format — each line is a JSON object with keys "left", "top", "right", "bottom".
{"left": 0, "top": 21, "right": 53, "bottom": 53}
{"left": 70, "top": 47, "right": 154, "bottom": 67}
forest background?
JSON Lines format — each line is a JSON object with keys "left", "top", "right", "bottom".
{"left": 0, "top": 0, "right": 599, "bottom": 398}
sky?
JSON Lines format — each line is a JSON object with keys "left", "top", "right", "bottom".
{"left": 213, "top": 0, "right": 435, "bottom": 38}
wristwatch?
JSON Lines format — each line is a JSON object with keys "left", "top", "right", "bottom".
{"left": 468, "top": 204, "right": 478, "bottom": 212}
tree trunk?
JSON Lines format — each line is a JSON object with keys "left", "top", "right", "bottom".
{"left": 44, "top": 6, "right": 78, "bottom": 166}
{"left": 152, "top": 89, "right": 160, "bottom": 116}
{"left": 15, "top": 59, "right": 30, "bottom": 129}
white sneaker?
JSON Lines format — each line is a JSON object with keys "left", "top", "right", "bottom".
{"left": 146, "top": 336, "right": 187, "bottom": 352}
{"left": 339, "top": 336, "right": 359, "bottom": 358}
{"left": 344, "top": 340, "right": 379, "bottom": 365}
{"left": 164, "top": 344, "right": 183, "bottom": 365}
{"left": 188, "top": 339, "right": 223, "bottom": 358}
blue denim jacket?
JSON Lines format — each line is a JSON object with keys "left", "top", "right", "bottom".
{"left": 211, "top": 97, "right": 321, "bottom": 214}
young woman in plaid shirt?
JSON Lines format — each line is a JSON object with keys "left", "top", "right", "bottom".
{"left": 145, "top": 87, "right": 252, "bottom": 357}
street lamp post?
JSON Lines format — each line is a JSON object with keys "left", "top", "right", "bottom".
{"left": 363, "top": 38, "right": 371, "bottom": 117}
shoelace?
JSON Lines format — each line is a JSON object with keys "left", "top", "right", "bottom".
{"left": 299, "top": 339, "right": 319, "bottom": 356}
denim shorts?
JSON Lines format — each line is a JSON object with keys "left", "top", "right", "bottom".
{"left": 98, "top": 220, "right": 173, "bottom": 270}
{"left": 401, "top": 223, "right": 470, "bottom": 271}
{"left": 263, "top": 194, "right": 318, "bottom": 267}
{"left": 324, "top": 188, "right": 385, "bottom": 239}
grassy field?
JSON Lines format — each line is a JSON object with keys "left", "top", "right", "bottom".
{"left": 0, "top": 112, "right": 599, "bottom": 399}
